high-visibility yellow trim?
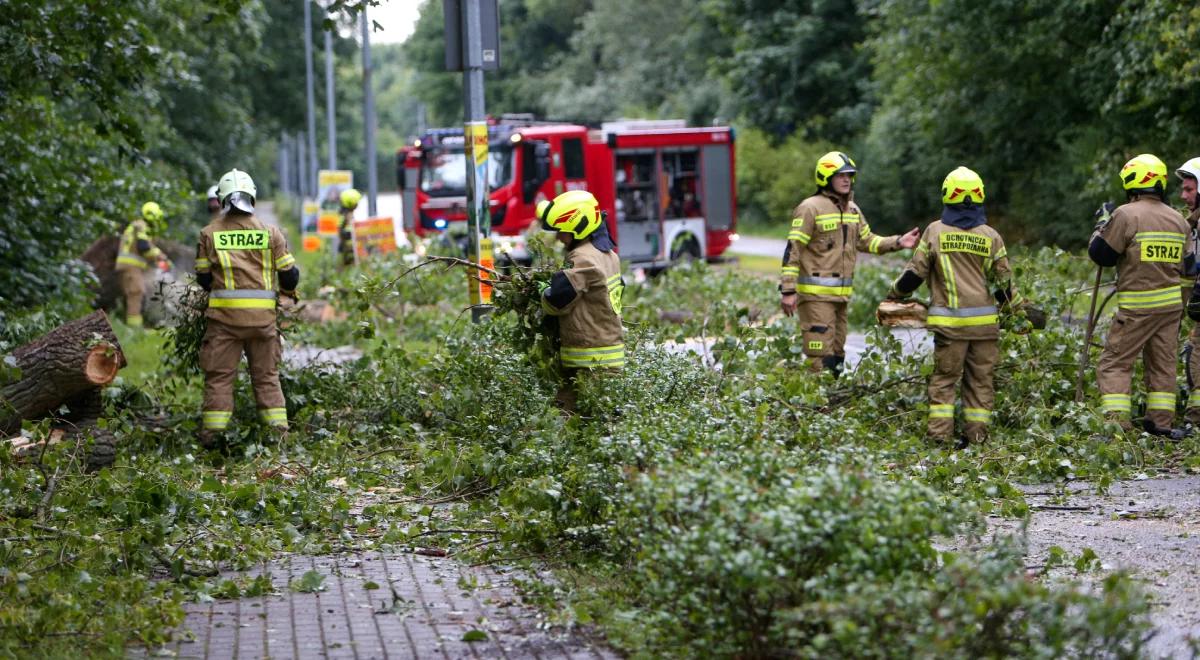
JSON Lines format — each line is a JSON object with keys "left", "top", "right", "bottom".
{"left": 562, "top": 344, "right": 625, "bottom": 368}
{"left": 259, "top": 407, "right": 288, "bottom": 427}
{"left": 208, "top": 298, "right": 276, "bottom": 309}
{"left": 261, "top": 249, "right": 271, "bottom": 291}
{"left": 127, "top": 314, "right": 143, "bottom": 328}
{"left": 927, "top": 314, "right": 998, "bottom": 327}
{"left": 788, "top": 231, "right": 811, "bottom": 244}
{"left": 940, "top": 254, "right": 958, "bottom": 308}
{"left": 117, "top": 254, "right": 146, "bottom": 268}
{"left": 1134, "top": 231, "right": 1186, "bottom": 242}
{"left": 929, "top": 404, "right": 954, "bottom": 419}
{"left": 195, "top": 257, "right": 211, "bottom": 272}
{"left": 993, "top": 246, "right": 1007, "bottom": 261}
{"left": 202, "top": 410, "right": 233, "bottom": 430}
{"left": 781, "top": 266, "right": 800, "bottom": 275}
{"left": 1100, "top": 393, "right": 1131, "bottom": 413}
{"left": 1188, "top": 390, "right": 1200, "bottom": 408}
{"left": 1116, "top": 286, "right": 1180, "bottom": 310}
{"left": 1146, "top": 391, "right": 1175, "bottom": 411}
{"left": 791, "top": 217, "right": 805, "bottom": 227}
{"left": 796, "top": 284, "right": 853, "bottom": 296}
{"left": 217, "top": 249, "right": 235, "bottom": 290}
{"left": 963, "top": 407, "right": 992, "bottom": 423}
{"left": 276, "top": 253, "right": 296, "bottom": 270}
{"left": 868, "top": 235, "right": 883, "bottom": 254}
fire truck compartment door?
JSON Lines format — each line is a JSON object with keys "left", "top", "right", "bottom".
{"left": 702, "top": 145, "right": 733, "bottom": 230}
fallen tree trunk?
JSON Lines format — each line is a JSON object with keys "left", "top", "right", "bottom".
{"left": 0, "top": 311, "right": 126, "bottom": 434}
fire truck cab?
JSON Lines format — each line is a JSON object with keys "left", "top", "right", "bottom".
{"left": 397, "top": 117, "right": 737, "bottom": 268}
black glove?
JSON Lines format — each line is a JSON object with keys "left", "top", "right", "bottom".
{"left": 1188, "top": 283, "right": 1200, "bottom": 322}
{"left": 1022, "top": 304, "right": 1047, "bottom": 330}
{"left": 1093, "top": 201, "right": 1116, "bottom": 233}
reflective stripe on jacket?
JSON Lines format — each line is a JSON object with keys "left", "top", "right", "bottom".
{"left": 779, "top": 190, "right": 904, "bottom": 301}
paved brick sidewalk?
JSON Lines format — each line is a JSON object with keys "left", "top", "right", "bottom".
{"left": 148, "top": 552, "right": 617, "bottom": 659}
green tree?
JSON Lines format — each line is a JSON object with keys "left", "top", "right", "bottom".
{"left": 707, "top": 0, "right": 874, "bottom": 141}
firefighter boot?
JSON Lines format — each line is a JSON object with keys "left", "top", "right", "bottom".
{"left": 1141, "top": 419, "right": 1187, "bottom": 441}
{"left": 821, "top": 355, "right": 845, "bottom": 378}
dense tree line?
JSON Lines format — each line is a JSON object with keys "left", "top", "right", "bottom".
{"left": 402, "top": 0, "right": 1200, "bottom": 241}
{"left": 0, "top": 0, "right": 378, "bottom": 314}
{"left": 3, "top": 0, "right": 1197, "bottom": 314}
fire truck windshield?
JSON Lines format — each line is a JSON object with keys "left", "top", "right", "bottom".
{"left": 419, "top": 147, "right": 512, "bottom": 196}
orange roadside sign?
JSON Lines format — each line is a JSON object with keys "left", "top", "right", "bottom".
{"left": 302, "top": 235, "right": 322, "bottom": 252}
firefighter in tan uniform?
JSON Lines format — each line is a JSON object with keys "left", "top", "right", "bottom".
{"left": 1090, "top": 154, "right": 1190, "bottom": 438}
{"left": 1176, "top": 157, "right": 1200, "bottom": 423}
{"left": 535, "top": 191, "right": 625, "bottom": 410}
{"left": 888, "top": 167, "right": 1012, "bottom": 448}
{"left": 338, "top": 188, "right": 361, "bottom": 269}
{"left": 194, "top": 169, "right": 300, "bottom": 445}
{"left": 114, "top": 201, "right": 169, "bottom": 328}
{"left": 780, "top": 152, "right": 919, "bottom": 375}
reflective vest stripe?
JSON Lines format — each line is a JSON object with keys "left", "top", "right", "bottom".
{"left": 117, "top": 253, "right": 146, "bottom": 268}
{"left": 940, "top": 254, "right": 958, "bottom": 308}
{"left": 209, "top": 289, "right": 277, "bottom": 310}
{"left": 1116, "top": 286, "right": 1180, "bottom": 310}
{"left": 217, "top": 249, "right": 235, "bottom": 290}
{"left": 927, "top": 305, "right": 999, "bottom": 327}
{"left": 798, "top": 276, "right": 853, "bottom": 288}
{"left": 1134, "top": 231, "right": 1186, "bottom": 242}
{"left": 562, "top": 344, "right": 625, "bottom": 368}
{"left": 276, "top": 253, "right": 296, "bottom": 270}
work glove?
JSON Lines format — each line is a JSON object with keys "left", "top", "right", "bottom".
{"left": 1093, "top": 201, "right": 1116, "bottom": 233}
{"left": 1188, "top": 283, "right": 1200, "bottom": 322}
{"left": 280, "top": 289, "right": 300, "bottom": 303}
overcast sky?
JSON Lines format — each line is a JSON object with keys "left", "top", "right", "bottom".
{"left": 365, "top": 1, "right": 423, "bottom": 45}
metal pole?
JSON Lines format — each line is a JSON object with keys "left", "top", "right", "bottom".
{"left": 324, "top": 23, "right": 337, "bottom": 170}
{"left": 461, "top": 0, "right": 492, "bottom": 320}
{"left": 361, "top": 6, "right": 378, "bottom": 216}
{"left": 297, "top": 135, "right": 308, "bottom": 198}
{"left": 279, "top": 135, "right": 290, "bottom": 196}
{"left": 304, "top": 0, "right": 319, "bottom": 193}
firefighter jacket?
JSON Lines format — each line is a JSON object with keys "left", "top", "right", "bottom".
{"left": 541, "top": 239, "right": 625, "bottom": 369}
{"left": 780, "top": 190, "right": 905, "bottom": 302}
{"left": 1184, "top": 206, "right": 1200, "bottom": 304}
{"left": 894, "top": 219, "right": 1012, "bottom": 340}
{"left": 194, "top": 214, "right": 297, "bottom": 327}
{"left": 1089, "top": 195, "right": 1191, "bottom": 315}
{"left": 115, "top": 219, "right": 162, "bottom": 272}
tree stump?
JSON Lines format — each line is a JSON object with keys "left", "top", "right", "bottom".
{"left": 0, "top": 310, "right": 126, "bottom": 434}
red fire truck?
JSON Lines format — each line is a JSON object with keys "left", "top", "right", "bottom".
{"left": 396, "top": 117, "right": 738, "bottom": 267}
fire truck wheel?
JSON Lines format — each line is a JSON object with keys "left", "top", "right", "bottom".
{"left": 670, "top": 234, "right": 702, "bottom": 263}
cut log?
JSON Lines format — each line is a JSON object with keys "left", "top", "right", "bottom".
{"left": 0, "top": 311, "right": 126, "bottom": 434}
{"left": 877, "top": 300, "right": 929, "bottom": 328}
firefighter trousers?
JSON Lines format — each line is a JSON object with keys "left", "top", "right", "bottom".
{"left": 199, "top": 320, "right": 287, "bottom": 432}
{"left": 928, "top": 334, "right": 999, "bottom": 442}
{"left": 799, "top": 300, "right": 848, "bottom": 359}
{"left": 118, "top": 268, "right": 144, "bottom": 327}
{"left": 1096, "top": 308, "right": 1181, "bottom": 430}
{"left": 1187, "top": 323, "right": 1200, "bottom": 425}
